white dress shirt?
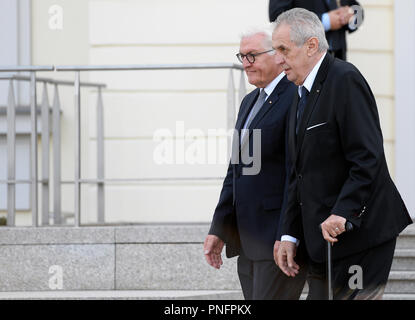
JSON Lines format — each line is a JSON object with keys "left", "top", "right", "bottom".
{"left": 264, "top": 71, "right": 286, "bottom": 99}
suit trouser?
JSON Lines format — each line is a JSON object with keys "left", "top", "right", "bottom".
{"left": 237, "top": 254, "right": 307, "bottom": 300}
{"left": 306, "top": 237, "right": 397, "bottom": 300}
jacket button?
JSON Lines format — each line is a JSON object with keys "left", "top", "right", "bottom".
{"left": 299, "top": 202, "right": 303, "bottom": 206}
{"left": 298, "top": 174, "right": 303, "bottom": 180}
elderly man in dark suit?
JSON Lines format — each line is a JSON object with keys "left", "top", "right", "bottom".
{"left": 272, "top": 8, "right": 412, "bottom": 300}
{"left": 269, "top": 0, "right": 363, "bottom": 60}
{"left": 203, "top": 28, "right": 307, "bottom": 300}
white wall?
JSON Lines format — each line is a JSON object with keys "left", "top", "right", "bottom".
{"left": 31, "top": 0, "right": 90, "bottom": 225}
{"left": 85, "top": 0, "right": 270, "bottom": 223}
{"left": 27, "top": 0, "right": 409, "bottom": 223}
{"left": 347, "top": 0, "right": 395, "bottom": 175}
{"left": 395, "top": 0, "right": 415, "bottom": 218}
{"left": 0, "top": 0, "right": 32, "bottom": 224}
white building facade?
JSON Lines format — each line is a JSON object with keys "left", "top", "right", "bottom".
{"left": 1, "top": 0, "right": 414, "bottom": 225}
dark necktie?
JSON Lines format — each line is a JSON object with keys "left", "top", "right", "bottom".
{"left": 296, "top": 86, "right": 308, "bottom": 135}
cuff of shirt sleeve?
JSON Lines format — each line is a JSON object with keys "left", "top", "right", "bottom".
{"left": 281, "top": 235, "right": 300, "bottom": 247}
{"left": 322, "top": 13, "right": 331, "bottom": 31}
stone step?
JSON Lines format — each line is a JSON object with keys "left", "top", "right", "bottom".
{"left": 0, "top": 289, "right": 413, "bottom": 300}
{"left": 0, "top": 290, "right": 244, "bottom": 300}
{"left": 391, "top": 249, "right": 415, "bottom": 270}
{"left": 378, "top": 293, "right": 415, "bottom": 300}
{"left": 400, "top": 223, "right": 415, "bottom": 235}
{"left": 0, "top": 225, "right": 412, "bottom": 293}
{"left": 396, "top": 236, "right": 415, "bottom": 249}
{"left": 385, "top": 271, "right": 415, "bottom": 293}
{"left": 300, "top": 271, "right": 415, "bottom": 294}
{"left": 396, "top": 224, "right": 415, "bottom": 249}
{"left": 299, "top": 293, "right": 415, "bottom": 300}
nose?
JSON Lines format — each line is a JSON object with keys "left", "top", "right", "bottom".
{"left": 274, "top": 51, "right": 284, "bottom": 65}
{"left": 242, "top": 57, "right": 253, "bottom": 68}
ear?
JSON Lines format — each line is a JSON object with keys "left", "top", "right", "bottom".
{"left": 306, "top": 37, "right": 319, "bottom": 56}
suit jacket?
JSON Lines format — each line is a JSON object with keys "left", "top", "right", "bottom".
{"left": 269, "top": 0, "right": 363, "bottom": 60}
{"left": 209, "top": 76, "right": 296, "bottom": 261}
{"left": 282, "top": 53, "right": 413, "bottom": 263}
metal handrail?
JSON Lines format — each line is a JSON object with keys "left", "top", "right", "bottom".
{"left": 1, "top": 63, "right": 246, "bottom": 227}
{"left": 0, "top": 63, "right": 245, "bottom": 72}
{"left": 0, "top": 177, "right": 224, "bottom": 184}
{"left": 54, "top": 63, "right": 245, "bottom": 227}
{"left": 55, "top": 63, "right": 244, "bottom": 71}
{"left": 0, "top": 66, "right": 54, "bottom": 72}
{"left": 0, "top": 74, "right": 106, "bottom": 88}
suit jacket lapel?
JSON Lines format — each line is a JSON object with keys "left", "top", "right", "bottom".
{"left": 235, "top": 88, "right": 259, "bottom": 131}
{"left": 295, "top": 53, "right": 334, "bottom": 158}
{"left": 240, "top": 76, "right": 289, "bottom": 151}
{"left": 249, "top": 77, "right": 289, "bottom": 129}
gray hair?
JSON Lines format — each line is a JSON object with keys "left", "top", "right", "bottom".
{"left": 240, "top": 25, "right": 275, "bottom": 55}
{"left": 273, "top": 8, "right": 329, "bottom": 52}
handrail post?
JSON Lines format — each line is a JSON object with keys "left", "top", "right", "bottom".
{"left": 41, "top": 83, "right": 50, "bottom": 225}
{"left": 96, "top": 87, "right": 105, "bottom": 224}
{"left": 238, "top": 70, "right": 246, "bottom": 106}
{"left": 227, "top": 69, "right": 236, "bottom": 159}
{"left": 7, "top": 80, "right": 16, "bottom": 226}
{"left": 30, "top": 71, "right": 38, "bottom": 227}
{"left": 1, "top": 64, "right": 244, "bottom": 227}
{"left": 74, "top": 71, "right": 81, "bottom": 227}
{"left": 52, "top": 84, "right": 62, "bottom": 224}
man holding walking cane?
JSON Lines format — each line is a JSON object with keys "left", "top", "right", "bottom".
{"left": 272, "top": 8, "right": 412, "bottom": 300}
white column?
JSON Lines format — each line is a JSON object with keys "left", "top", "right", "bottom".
{"left": 395, "top": 0, "right": 415, "bottom": 218}
{"left": 0, "top": 0, "right": 31, "bottom": 104}
{"left": 0, "top": 0, "right": 32, "bottom": 217}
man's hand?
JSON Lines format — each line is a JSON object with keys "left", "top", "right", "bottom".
{"left": 329, "top": 7, "right": 355, "bottom": 30}
{"left": 273, "top": 240, "right": 280, "bottom": 265}
{"left": 320, "top": 214, "right": 347, "bottom": 243}
{"left": 276, "top": 241, "right": 300, "bottom": 277}
{"left": 328, "top": 9, "right": 344, "bottom": 30}
{"left": 203, "top": 235, "right": 224, "bottom": 269}
{"left": 338, "top": 6, "right": 355, "bottom": 26}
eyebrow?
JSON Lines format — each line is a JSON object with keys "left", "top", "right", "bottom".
{"left": 276, "top": 45, "right": 288, "bottom": 51}
{"left": 239, "top": 50, "right": 258, "bottom": 55}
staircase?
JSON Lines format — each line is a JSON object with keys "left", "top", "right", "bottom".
{"left": 0, "top": 224, "right": 413, "bottom": 300}
{"left": 296, "top": 224, "right": 415, "bottom": 300}
{"left": 385, "top": 224, "right": 415, "bottom": 299}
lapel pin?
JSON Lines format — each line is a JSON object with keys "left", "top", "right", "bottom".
{"left": 269, "top": 101, "right": 272, "bottom": 104}
{"left": 317, "top": 89, "right": 320, "bottom": 93}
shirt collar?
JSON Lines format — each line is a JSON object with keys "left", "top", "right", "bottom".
{"left": 298, "top": 52, "right": 326, "bottom": 97}
{"left": 263, "top": 71, "right": 286, "bottom": 98}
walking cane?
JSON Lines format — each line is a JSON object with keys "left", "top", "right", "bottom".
{"left": 320, "top": 221, "right": 354, "bottom": 300}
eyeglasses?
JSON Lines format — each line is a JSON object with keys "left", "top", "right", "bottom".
{"left": 236, "top": 49, "right": 275, "bottom": 64}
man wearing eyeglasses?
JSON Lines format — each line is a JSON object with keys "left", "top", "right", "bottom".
{"left": 203, "top": 28, "right": 307, "bottom": 300}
